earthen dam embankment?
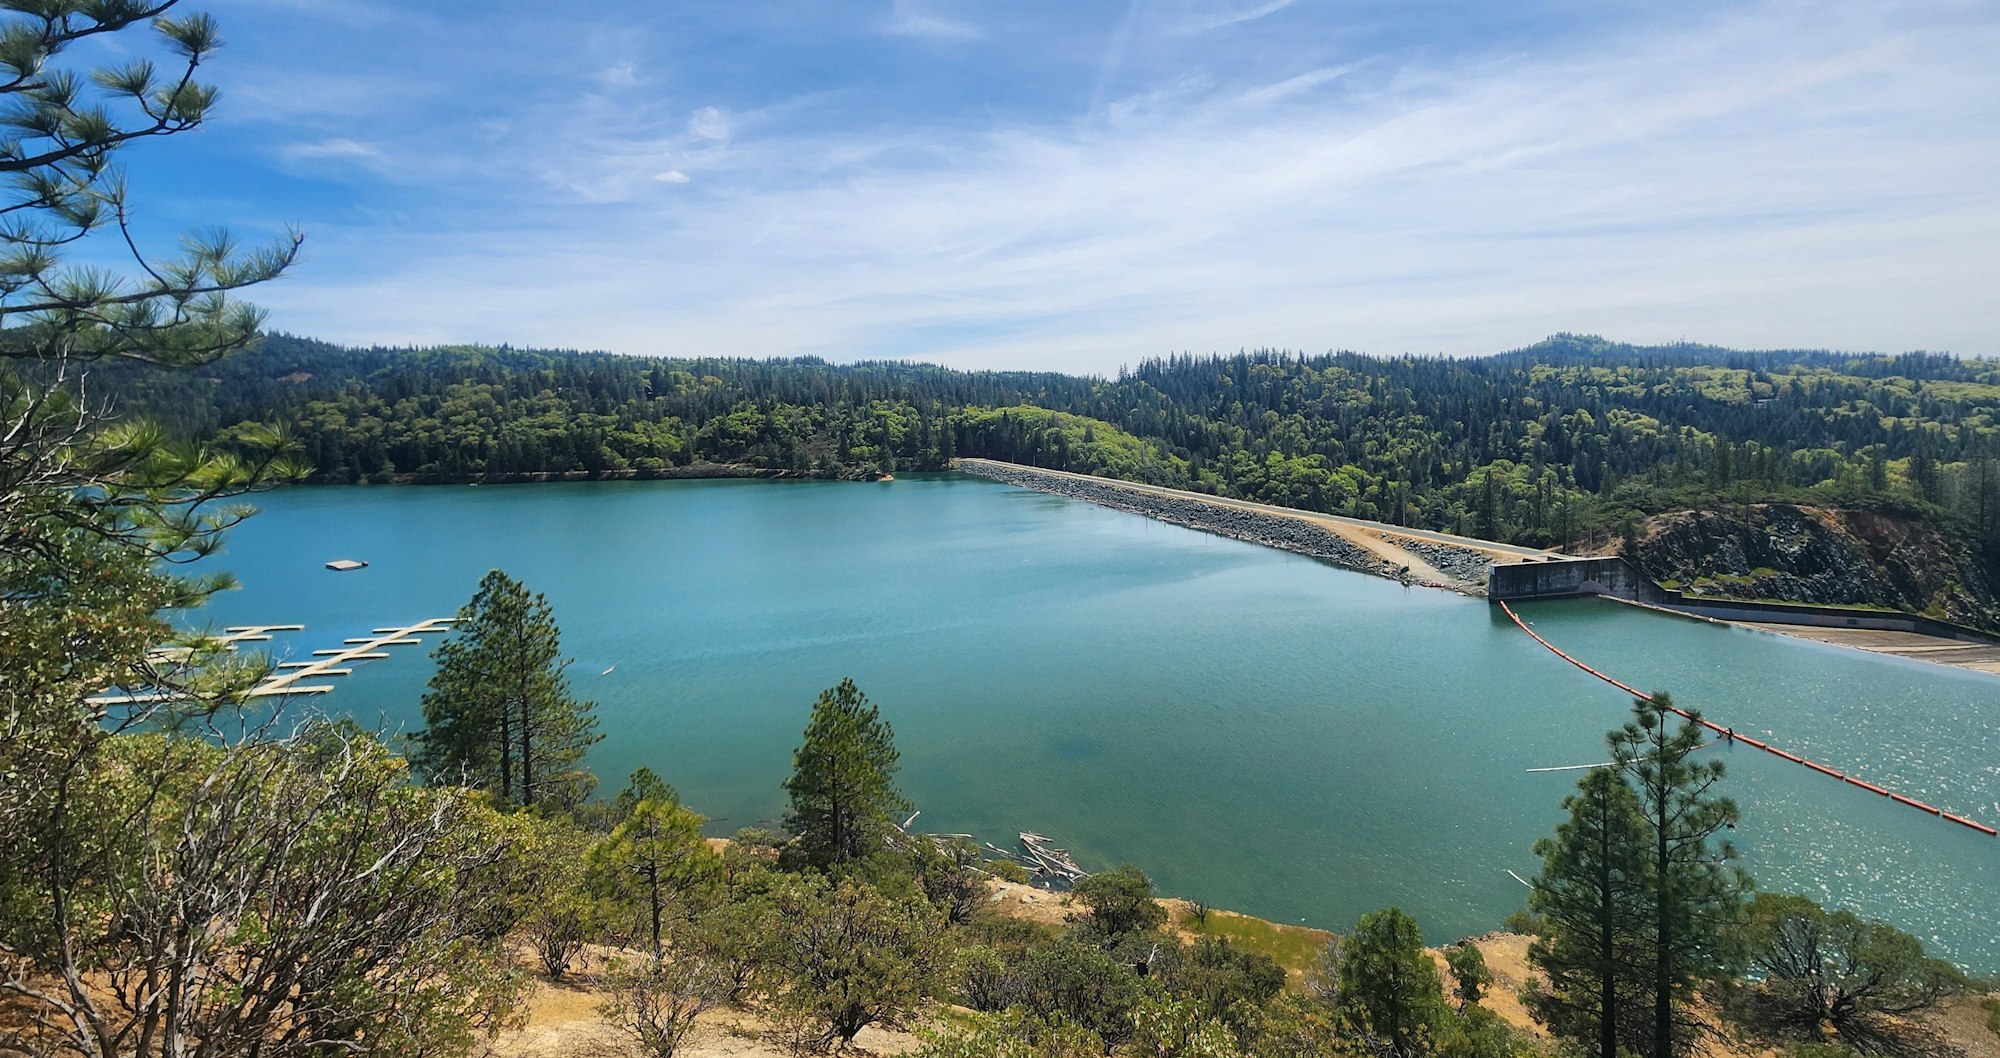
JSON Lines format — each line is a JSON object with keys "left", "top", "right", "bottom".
{"left": 954, "top": 458, "right": 1516, "bottom": 593}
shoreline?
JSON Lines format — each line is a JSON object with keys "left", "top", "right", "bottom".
{"left": 300, "top": 461, "right": 903, "bottom": 487}
{"left": 1603, "top": 592, "right": 2000, "bottom": 677}
{"left": 962, "top": 460, "right": 2000, "bottom": 676}
{"left": 271, "top": 462, "right": 2000, "bottom": 675}
{"left": 955, "top": 458, "right": 1500, "bottom": 594}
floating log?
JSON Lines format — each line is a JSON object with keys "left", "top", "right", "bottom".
{"left": 1019, "top": 832, "right": 1088, "bottom": 883}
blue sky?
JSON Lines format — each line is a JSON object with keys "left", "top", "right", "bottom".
{"left": 99, "top": 0, "right": 2000, "bottom": 371}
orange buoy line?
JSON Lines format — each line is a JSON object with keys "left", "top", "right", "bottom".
{"left": 1497, "top": 601, "right": 1999, "bottom": 838}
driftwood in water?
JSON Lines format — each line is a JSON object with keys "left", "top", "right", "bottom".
{"left": 1018, "top": 832, "right": 1088, "bottom": 884}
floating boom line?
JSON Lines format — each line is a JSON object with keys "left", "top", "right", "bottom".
{"left": 1498, "top": 601, "right": 1997, "bottom": 837}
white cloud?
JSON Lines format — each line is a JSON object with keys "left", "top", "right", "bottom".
{"left": 598, "top": 61, "right": 639, "bottom": 88}
{"left": 251, "top": 1, "right": 2000, "bottom": 371}
{"left": 885, "top": 0, "right": 981, "bottom": 40}
{"left": 1170, "top": 0, "right": 1301, "bottom": 34}
{"left": 1235, "top": 65, "right": 1360, "bottom": 106}
{"left": 687, "top": 105, "right": 731, "bottom": 141}
{"left": 653, "top": 170, "right": 691, "bottom": 184}
{"left": 279, "top": 137, "right": 383, "bottom": 161}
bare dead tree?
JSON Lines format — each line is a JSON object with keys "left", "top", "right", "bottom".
{"left": 1, "top": 723, "right": 529, "bottom": 1058}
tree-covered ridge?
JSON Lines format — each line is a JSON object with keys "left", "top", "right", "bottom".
{"left": 1104, "top": 337, "right": 1996, "bottom": 547}
{"left": 102, "top": 332, "right": 2000, "bottom": 556}
{"left": 98, "top": 335, "right": 1119, "bottom": 483}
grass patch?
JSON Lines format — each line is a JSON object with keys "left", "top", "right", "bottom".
{"left": 1172, "top": 905, "right": 1332, "bottom": 980}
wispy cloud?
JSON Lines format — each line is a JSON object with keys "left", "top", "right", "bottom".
{"left": 687, "top": 106, "right": 731, "bottom": 141}
{"left": 885, "top": 0, "right": 982, "bottom": 40}
{"left": 279, "top": 137, "right": 383, "bottom": 161}
{"left": 1170, "top": 0, "right": 1302, "bottom": 34}
{"left": 180, "top": 0, "right": 2000, "bottom": 369}
{"left": 598, "top": 61, "right": 639, "bottom": 89}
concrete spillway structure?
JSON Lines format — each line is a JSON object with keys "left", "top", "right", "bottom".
{"left": 1487, "top": 556, "right": 2000, "bottom": 665}
{"left": 1487, "top": 556, "right": 1663, "bottom": 603}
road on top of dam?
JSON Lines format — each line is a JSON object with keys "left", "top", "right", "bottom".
{"left": 954, "top": 458, "right": 1565, "bottom": 572}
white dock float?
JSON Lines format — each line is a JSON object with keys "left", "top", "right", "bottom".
{"left": 247, "top": 617, "right": 455, "bottom": 699}
{"left": 84, "top": 691, "right": 177, "bottom": 707}
{"left": 210, "top": 624, "right": 306, "bottom": 651}
{"left": 94, "top": 619, "right": 450, "bottom": 705}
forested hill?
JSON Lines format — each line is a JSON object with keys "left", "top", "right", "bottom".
{"left": 101, "top": 333, "right": 2000, "bottom": 619}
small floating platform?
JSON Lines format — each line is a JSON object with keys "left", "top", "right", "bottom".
{"left": 325, "top": 559, "right": 368, "bottom": 571}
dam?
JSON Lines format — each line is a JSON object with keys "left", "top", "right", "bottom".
{"left": 957, "top": 458, "right": 2000, "bottom": 679}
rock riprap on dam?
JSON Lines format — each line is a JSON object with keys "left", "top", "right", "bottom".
{"left": 957, "top": 458, "right": 1493, "bottom": 590}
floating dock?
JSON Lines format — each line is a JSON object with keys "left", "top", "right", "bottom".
{"left": 325, "top": 559, "right": 368, "bottom": 571}
{"left": 249, "top": 617, "right": 454, "bottom": 698}
{"left": 89, "top": 618, "right": 454, "bottom": 706}
{"left": 217, "top": 623, "right": 305, "bottom": 644}
{"left": 1499, "top": 601, "right": 1998, "bottom": 837}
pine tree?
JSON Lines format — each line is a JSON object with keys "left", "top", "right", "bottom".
{"left": 1526, "top": 767, "right": 1653, "bottom": 1058}
{"left": 1612, "top": 694, "right": 1746, "bottom": 1058}
{"left": 415, "top": 570, "right": 601, "bottom": 809}
{"left": 589, "top": 796, "right": 719, "bottom": 957}
{"left": 783, "top": 678, "right": 909, "bottom": 869}
{"left": 1337, "top": 907, "right": 1445, "bottom": 1058}
{"left": 1444, "top": 943, "right": 1492, "bottom": 1014}
{"left": 1476, "top": 471, "right": 1501, "bottom": 540}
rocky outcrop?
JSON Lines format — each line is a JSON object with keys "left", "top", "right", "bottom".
{"left": 1632, "top": 504, "right": 2000, "bottom": 630}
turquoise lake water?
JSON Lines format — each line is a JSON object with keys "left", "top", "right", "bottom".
{"left": 190, "top": 474, "right": 2000, "bottom": 967}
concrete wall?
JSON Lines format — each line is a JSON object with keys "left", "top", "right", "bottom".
{"left": 1488, "top": 557, "right": 1662, "bottom": 602}
{"left": 1489, "top": 557, "right": 2000, "bottom": 646}
{"left": 1666, "top": 597, "right": 2000, "bottom": 643}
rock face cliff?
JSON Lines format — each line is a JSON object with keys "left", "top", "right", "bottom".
{"left": 1632, "top": 504, "right": 2000, "bottom": 630}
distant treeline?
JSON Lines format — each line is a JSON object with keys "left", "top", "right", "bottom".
{"left": 99, "top": 333, "right": 2000, "bottom": 553}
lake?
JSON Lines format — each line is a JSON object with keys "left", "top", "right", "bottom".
{"left": 191, "top": 473, "right": 2000, "bottom": 967}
